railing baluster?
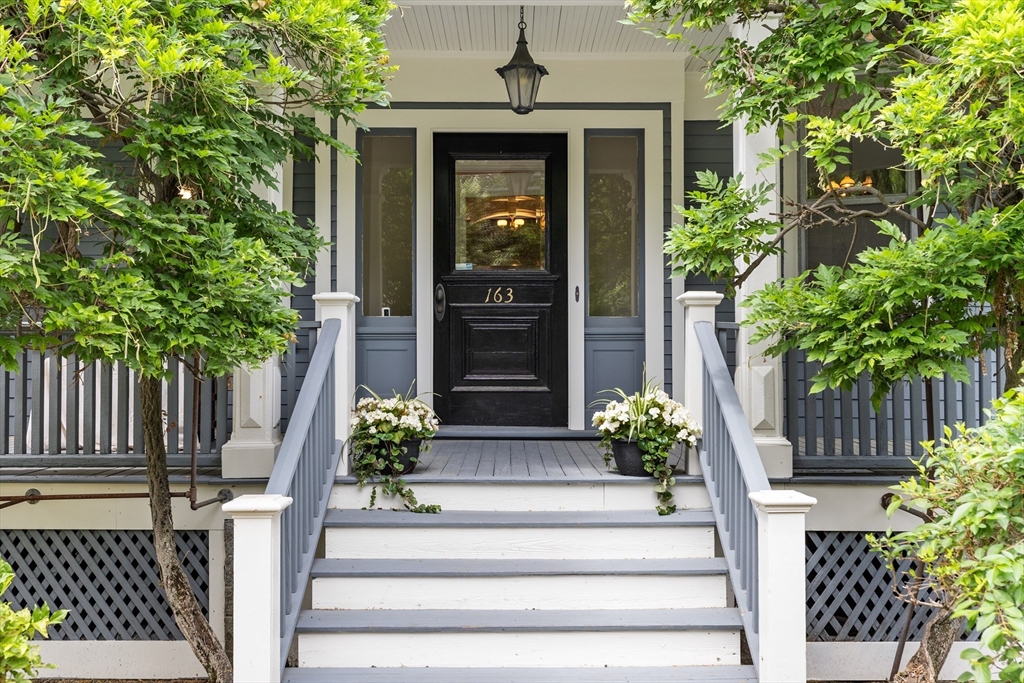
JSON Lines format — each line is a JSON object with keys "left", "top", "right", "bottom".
{"left": 13, "top": 351, "right": 27, "bottom": 454}
{"left": 910, "top": 377, "right": 924, "bottom": 457}
{"left": 46, "top": 351, "right": 61, "bottom": 455}
{"left": 82, "top": 361, "right": 95, "bottom": 455}
{"left": 857, "top": 375, "right": 871, "bottom": 456}
{"left": 167, "top": 361, "right": 180, "bottom": 455}
{"left": 892, "top": 381, "right": 906, "bottom": 457}
{"left": 30, "top": 349, "right": 43, "bottom": 454}
{"left": 116, "top": 361, "right": 129, "bottom": 453}
{"left": 66, "top": 356, "right": 79, "bottom": 455}
{"left": 822, "top": 386, "right": 835, "bottom": 456}
{"left": 99, "top": 363, "right": 113, "bottom": 453}
{"left": 0, "top": 360, "right": 10, "bottom": 455}
{"left": 875, "top": 384, "right": 889, "bottom": 457}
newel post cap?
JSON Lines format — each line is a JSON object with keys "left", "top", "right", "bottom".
{"left": 677, "top": 291, "right": 725, "bottom": 308}
{"left": 222, "top": 493, "right": 293, "bottom": 517}
{"left": 313, "top": 292, "right": 360, "bottom": 306}
{"left": 748, "top": 489, "right": 817, "bottom": 513}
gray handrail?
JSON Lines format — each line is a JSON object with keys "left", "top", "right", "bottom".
{"left": 693, "top": 320, "right": 770, "bottom": 669}
{"left": 266, "top": 317, "right": 342, "bottom": 674}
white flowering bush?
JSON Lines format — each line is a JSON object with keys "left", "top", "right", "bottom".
{"left": 592, "top": 377, "right": 701, "bottom": 514}
{"left": 350, "top": 386, "right": 441, "bottom": 513}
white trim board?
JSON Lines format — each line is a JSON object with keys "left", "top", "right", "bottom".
{"left": 33, "top": 638, "right": 206, "bottom": 679}
{"left": 808, "top": 641, "right": 980, "bottom": 681}
{"left": 338, "top": 107, "right": 670, "bottom": 430}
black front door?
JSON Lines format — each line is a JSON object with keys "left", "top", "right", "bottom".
{"left": 433, "top": 133, "right": 568, "bottom": 426}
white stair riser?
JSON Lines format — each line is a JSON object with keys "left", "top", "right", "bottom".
{"left": 299, "top": 631, "right": 741, "bottom": 668}
{"left": 326, "top": 526, "right": 716, "bottom": 560}
{"left": 312, "top": 574, "right": 727, "bottom": 610}
{"left": 330, "top": 482, "right": 711, "bottom": 512}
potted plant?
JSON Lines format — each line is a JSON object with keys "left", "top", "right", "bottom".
{"left": 350, "top": 385, "right": 441, "bottom": 513}
{"left": 592, "top": 377, "right": 701, "bottom": 515}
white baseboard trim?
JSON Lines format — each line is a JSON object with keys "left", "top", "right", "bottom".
{"left": 808, "top": 641, "right": 977, "bottom": 681}
{"left": 34, "top": 641, "right": 205, "bottom": 679}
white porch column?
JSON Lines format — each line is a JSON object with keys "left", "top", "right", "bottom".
{"left": 221, "top": 358, "right": 282, "bottom": 478}
{"left": 677, "top": 291, "right": 724, "bottom": 472}
{"left": 221, "top": 161, "right": 286, "bottom": 479}
{"left": 731, "top": 19, "right": 793, "bottom": 479}
{"left": 749, "top": 490, "right": 817, "bottom": 683}
{"left": 223, "top": 494, "right": 293, "bottom": 683}
{"left": 313, "top": 292, "right": 358, "bottom": 475}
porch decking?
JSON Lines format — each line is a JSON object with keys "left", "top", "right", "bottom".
{"left": 339, "top": 439, "right": 694, "bottom": 484}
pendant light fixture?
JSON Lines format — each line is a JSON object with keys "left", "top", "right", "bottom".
{"left": 496, "top": 6, "right": 548, "bottom": 115}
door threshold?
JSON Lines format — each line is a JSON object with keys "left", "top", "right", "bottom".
{"left": 436, "top": 426, "right": 599, "bottom": 440}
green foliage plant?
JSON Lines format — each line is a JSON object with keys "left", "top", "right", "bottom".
{"left": 592, "top": 374, "right": 702, "bottom": 515}
{"left": 870, "top": 389, "right": 1024, "bottom": 682}
{"left": 350, "top": 385, "right": 441, "bottom": 514}
{"left": 0, "top": 0, "right": 392, "bottom": 678}
{"left": 0, "top": 556, "right": 67, "bottom": 683}
{"left": 630, "top": 0, "right": 1024, "bottom": 401}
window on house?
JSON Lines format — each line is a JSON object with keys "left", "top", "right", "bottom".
{"left": 586, "top": 134, "right": 641, "bottom": 318}
{"left": 359, "top": 133, "right": 415, "bottom": 317}
{"left": 801, "top": 136, "right": 912, "bottom": 270}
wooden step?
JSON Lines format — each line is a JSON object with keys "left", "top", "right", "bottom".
{"left": 323, "top": 509, "right": 717, "bottom": 560}
{"left": 283, "top": 665, "right": 758, "bottom": 682}
{"left": 311, "top": 558, "right": 728, "bottom": 610}
{"left": 330, "top": 478, "right": 711, "bottom": 511}
{"left": 296, "top": 608, "right": 743, "bottom": 668}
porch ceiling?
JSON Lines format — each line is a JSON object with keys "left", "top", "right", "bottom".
{"left": 384, "top": 3, "right": 725, "bottom": 70}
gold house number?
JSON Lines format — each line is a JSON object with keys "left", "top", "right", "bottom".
{"left": 484, "top": 287, "right": 515, "bottom": 303}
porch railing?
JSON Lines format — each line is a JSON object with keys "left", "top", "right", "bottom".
{"left": 281, "top": 320, "right": 322, "bottom": 433}
{"left": 786, "top": 347, "right": 1005, "bottom": 471}
{"left": 224, "top": 294, "right": 357, "bottom": 683}
{"left": 693, "top": 319, "right": 816, "bottom": 682}
{"left": 696, "top": 320, "right": 769, "bottom": 662}
{"left": 266, "top": 317, "right": 341, "bottom": 673}
{"left": 1, "top": 351, "right": 227, "bottom": 466}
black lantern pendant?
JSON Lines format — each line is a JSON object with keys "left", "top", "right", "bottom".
{"left": 496, "top": 6, "right": 548, "bottom": 115}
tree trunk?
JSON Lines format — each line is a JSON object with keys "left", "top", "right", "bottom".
{"left": 140, "top": 374, "right": 233, "bottom": 683}
{"left": 892, "top": 609, "right": 963, "bottom": 683}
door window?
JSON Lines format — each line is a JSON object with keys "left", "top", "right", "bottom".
{"left": 454, "top": 159, "right": 547, "bottom": 272}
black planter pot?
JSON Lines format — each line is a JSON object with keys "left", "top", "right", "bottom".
{"left": 385, "top": 439, "right": 421, "bottom": 476}
{"left": 611, "top": 440, "right": 653, "bottom": 477}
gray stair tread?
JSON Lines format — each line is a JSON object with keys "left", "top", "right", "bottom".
{"left": 324, "top": 508, "right": 715, "bottom": 528}
{"left": 312, "top": 557, "right": 728, "bottom": 578}
{"left": 295, "top": 608, "right": 742, "bottom": 633}
{"left": 283, "top": 666, "right": 757, "bottom": 682}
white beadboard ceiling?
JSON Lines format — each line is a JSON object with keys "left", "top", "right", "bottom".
{"left": 385, "top": 4, "right": 724, "bottom": 67}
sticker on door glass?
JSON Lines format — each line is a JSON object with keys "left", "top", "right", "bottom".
{"left": 456, "top": 263, "right": 474, "bottom": 270}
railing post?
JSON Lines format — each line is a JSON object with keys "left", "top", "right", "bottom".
{"left": 678, "top": 292, "right": 724, "bottom": 472}
{"left": 221, "top": 357, "right": 282, "bottom": 478}
{"left": 312, "top": 292, "right": 358, "bottom": 474}
{"left": 749, "top": 490, "right": 817, "bottom": 683}
{"left": 222, "top": 494, "right": 293, "bottom": 683}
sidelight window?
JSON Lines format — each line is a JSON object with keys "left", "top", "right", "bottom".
{"left": 586, "top": 134, "right": 641, "bottom": 318}
{"left": 359, "top": 132, "right": 415, "bottom": 317}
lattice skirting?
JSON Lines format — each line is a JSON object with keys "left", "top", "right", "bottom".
{"left": 806, "top": 531, "right": 978, "bottom": 642}
{"left": 0, "top": 529, "right": 209, "bottom": 640}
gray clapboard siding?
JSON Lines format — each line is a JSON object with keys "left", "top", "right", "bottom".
{"left": 682, "top": 121, "right": 735, "bottom": 374}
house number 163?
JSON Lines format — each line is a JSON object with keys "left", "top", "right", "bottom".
{"left": 484, "top": 287, "right": 514, "bottom": 303}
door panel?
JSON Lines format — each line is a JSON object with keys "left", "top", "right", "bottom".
{"left": 434, "top": 134, "right": 568, "bottom": 427}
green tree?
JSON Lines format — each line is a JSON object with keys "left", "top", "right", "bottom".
{"left": 871, "top": 390, "right": 1024, "bottom": 683}
{"left": 627, "top": 0, "right": 1023, "bottom": 678}
{"left": 0, "top": 1, "right": 391, "bottom": 680}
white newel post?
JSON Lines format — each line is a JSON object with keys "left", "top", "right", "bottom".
{"left": 223, "top": 494, "right": 292, "bottom": 683}
{"left": 221, "top": 358, "right": 282, "bottom": 479}
{"left": 313, "top": 292, "right": 358, "bottom": 475}
{"left": 677, "top": 292, "right": 725, "bottom": 472}
{"left": 749, "top": 490, "right": 817, "bottom": 683}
